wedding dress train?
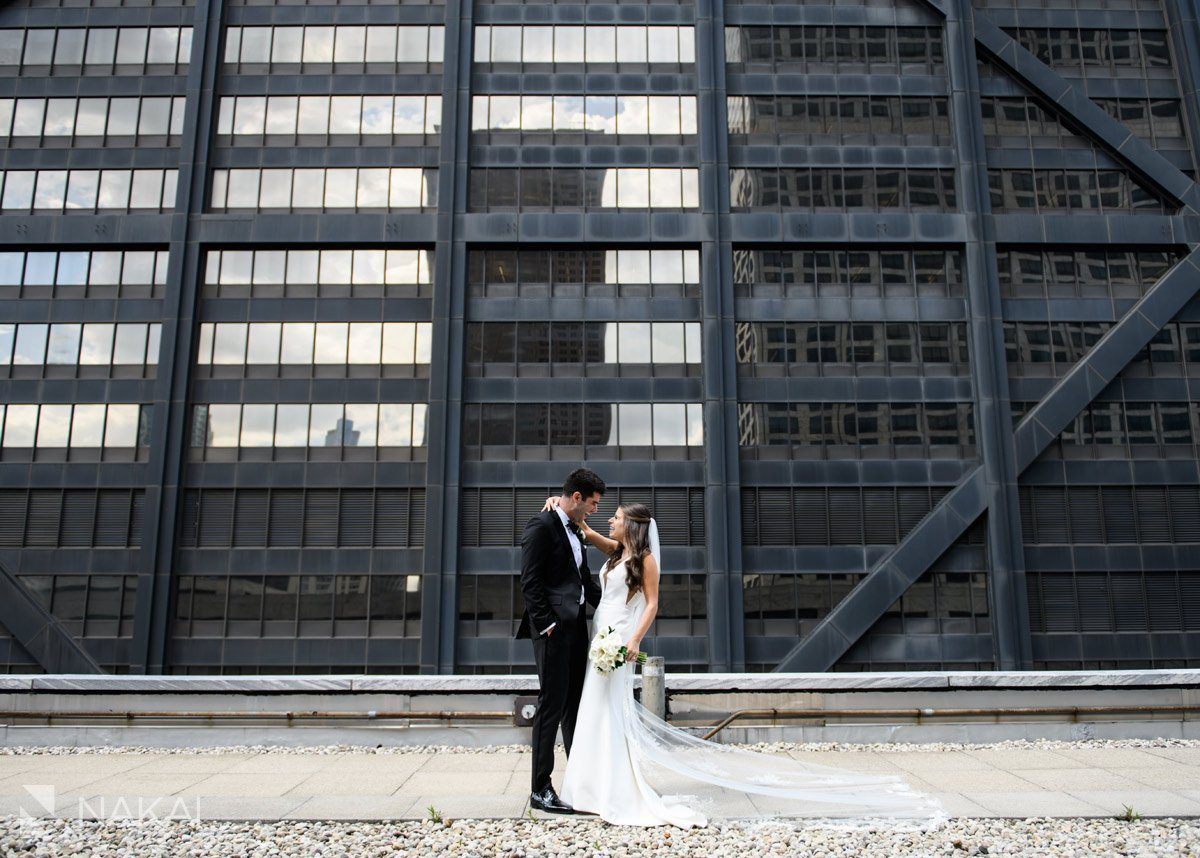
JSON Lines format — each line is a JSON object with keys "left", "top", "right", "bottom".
{"left": 559, "top": 557, "right": 943, "bottom": 829}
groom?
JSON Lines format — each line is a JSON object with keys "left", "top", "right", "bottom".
{"left": 516, "top": 467, "right": 605, "bottom": 814}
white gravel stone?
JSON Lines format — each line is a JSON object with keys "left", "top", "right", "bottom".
{"left": 0, "top": 816, "right": 1196, "bottom": 857}
{"left": 1, "top": 736, "right": 1199, "bottom": 756}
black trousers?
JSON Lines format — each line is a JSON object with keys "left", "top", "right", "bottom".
{"left": 529, "top": 617, "right": 588, "bottom": 793}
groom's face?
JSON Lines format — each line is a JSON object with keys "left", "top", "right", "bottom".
{"left": 566, "top": 491, "right": 602, "bottom": 521}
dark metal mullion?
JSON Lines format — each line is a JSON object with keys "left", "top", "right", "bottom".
{"left": 420, "top": 0, "right": 469, "bottom": 674}
{"left": 131, "top": 0, "right": 225, "bottom": 674}
{"left": 698, "top": 0, "right": 741, "bottom": 671}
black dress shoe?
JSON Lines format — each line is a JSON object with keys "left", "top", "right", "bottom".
{"left": 530, "top": 786, "right": 574, "bottom": 814}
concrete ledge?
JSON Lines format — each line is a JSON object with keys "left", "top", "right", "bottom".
{"left": 14, "top": 669, "right": 1200, "bottom": 694}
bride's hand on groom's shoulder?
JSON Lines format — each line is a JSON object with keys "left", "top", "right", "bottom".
{"left": 541, "top": 496, "right": 561, "bottom": 513}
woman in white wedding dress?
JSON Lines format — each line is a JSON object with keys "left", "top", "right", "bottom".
{"left": 547, "top": 499, "right": 944, "bottom": 830}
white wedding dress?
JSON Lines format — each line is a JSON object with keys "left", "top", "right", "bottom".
{"left": 559, "top": 555, "right": 944, "bottom": 829}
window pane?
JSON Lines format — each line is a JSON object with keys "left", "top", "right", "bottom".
{"left": 240, "top": 404, "right": 274, "bottom": 447}
{"left": 274, "top": 404, "right": 308, "bottom": 446}
{"left": 379, "top": 403, "right": 413, "bottom": 446}
{"left": 13, "top": 325, "right": 48, "bottom": 364}
{"left": 46, "top": 324, "right": 82, "bottom": 364}
{"left": 104, "top": 404, "right": 139, "bottom": 447}
{"left": 37, "top": 405, "right": 72, "bottom": 448}
{"left": 204, "top": 404, "right": 241, "bottom": 447}
{"left": 2, "top": 404, "right": 38, "bottom": 447}
{"left": 309, "top": 403, "right": 344, "bottom": 447}
{"left": 348, "top": 323, "right": 382, "bottom": 364}
{"left": 246, "top": 323, "right": 281, "bottom": 364}
{"left": 343, "top": 403, "right": 377, "bottom": 446}
{"left": 70, "top": 404, "right": 105, "bottom": 448}
{"left": 281, "top": 323, "right": 314, "bottom": 363}
{"left": 212, "top": 323, "right": 247, "bottom": 364}
{"left": 78, "top": 321, "right": 114, "bottom": 362}
{"left": 383, "top": 323, "right": 417, "bottom": 364}
{"left": 653, "top": 403, "right": 687, "bottom": 445}
{"left": 113, "top": 324, "right": 147, "bottom": 365}
{"left": 619, "top": 403, "right": 652, "bottom": 445}
{"left": 314, "top": 323, "right": 348, "bottom": 363}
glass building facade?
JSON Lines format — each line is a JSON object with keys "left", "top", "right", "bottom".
{"left": 0, "top": 0, "right": 1198, "bottom": 675}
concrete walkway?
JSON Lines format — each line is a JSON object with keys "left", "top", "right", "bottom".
{"left": 0, "top": 745, "right": 1197, "bottom": 821}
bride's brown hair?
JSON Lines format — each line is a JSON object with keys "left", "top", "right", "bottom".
{"left": 603, "top": 503, "right": 653, "bottom": 598}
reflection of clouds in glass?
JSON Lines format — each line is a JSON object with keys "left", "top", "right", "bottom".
{"left": 266, "top": 96, "right": 297, "bottom": 133}
{"left": 46, "top": 324, "right": 82, "bottom": 364}
{"left": 619, "top": 322, "right": 652, "bottom": 363}
{"left": 34, "top": 171, "right": 67, "bottom": 210}
{"left": 329, "top": 96, "right": 361, "bottom": 134}
{"left": 553, "top": 96, "right": 585, "bottom": 131}
{"left": 584, "top": 96, "right": 616, "bottom": 134}
{"left": 392, "top": 96, "right": 425, "bottom": 133}
{"left": 348, "top": 323, "right": 382, "bottom": 364}
{"left": 521, "top": 95, "right": 553, "bottom": 131}
{"left": 603, "top": 324, "right": 617, "bottom": 364}
{"left": 344, "top": 404, "right": 378, "bottom": 446}
{"left": 280, "top": 323, "right": 314, "bottom": 363}
{"left": 196, "top": 403, "right": 432, "bottom": 448}
{"left": 13, "top": 325, "right": 48, "bottom": 365}
{"left": 71, "top": 404, "right": 106, "bottom": 448}
{"left": 314, "top": 323, "right": 349, "bottom": 364}
{"left": 352, "top": 250, "right": 385, "bottom": 284}
{"left": 652, "top": 403, "right": 686, "bottom": 446}
{"left": 356, "top": 168, "right": 390, "bottom": 208}
{"left": 209, "top": 249, "right": 430, "bottom": 287}
{"left": 617, "top": 250, "right": 650, "bottom": 284}
{"left": 319, "top": 250, "right": 352, "bottom": 284}
{"left": 80, "top": 323, "right": 115, "bottom": 365}
{"left": 488, "top": 96, "right": 520, "bottom": 130}
{"left": 274, "top": 404, "right": 308, "bottom": 447}
{"left": 2, "top": 405, "right": 38, "bottom": 447}
{"left": 246, "top": 323, "right": 280, "bottom": 364}
{"left": 619, "top": 403, "right": 653, "bottom": 446}
{"left": 104, "top": 404, "right": 140, "bottom": 447}
{"left": 240, "top": 404, "right": 275, "bottom": 447}
{"left": 36, "top": 404, "right": 72, "bottom": 448}
{"left": 651, "top": 322, "right": 685, "bottom": 363}
{"left": 234, "top": 97, "right": 265, "bottom": 134}
{"left": 379, "top": 403, "right": 413, "bottom": 446}
{"left": 360, "top": 96, "right": 393, "bottom": 133}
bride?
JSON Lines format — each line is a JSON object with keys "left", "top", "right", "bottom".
{"left": 541, "top": 497, "right": 944, "bottom": 829}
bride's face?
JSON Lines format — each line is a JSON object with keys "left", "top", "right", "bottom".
{"left": 608, "top": 508, "right": 624, "bottom": 541}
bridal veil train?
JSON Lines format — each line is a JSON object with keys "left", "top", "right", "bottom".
{"left": 559, "top": 517, "right": 944, "bottom": 829}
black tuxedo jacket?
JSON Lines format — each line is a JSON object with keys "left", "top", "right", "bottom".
{"left": 515, "top": 510, "right": 602, "bottom": 639}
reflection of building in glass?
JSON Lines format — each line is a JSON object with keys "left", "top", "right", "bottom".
{"left": 7, "top": 2, "right": 1200, "bottom": 680}
{"left": 329, "top": 417, "right": 357, "bottom": 448}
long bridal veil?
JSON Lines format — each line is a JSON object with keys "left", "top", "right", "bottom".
{"left": 628, "top": 518, "right": 945, "bottom": 825}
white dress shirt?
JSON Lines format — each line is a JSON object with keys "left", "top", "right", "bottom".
{"left": 539, "top": 508, "right": 585, "bottom": 636}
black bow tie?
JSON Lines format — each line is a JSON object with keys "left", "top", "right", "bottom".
{"left": 566, "top": 521, "right": 584, "bottom": 542}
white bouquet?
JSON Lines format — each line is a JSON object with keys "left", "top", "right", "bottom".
{"left": 588, "top": 625, "right": 647, "bottom": 675}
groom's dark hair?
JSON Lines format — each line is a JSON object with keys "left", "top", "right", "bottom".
{"left": 563, "top": 468, "right": 606, "bottom": 498}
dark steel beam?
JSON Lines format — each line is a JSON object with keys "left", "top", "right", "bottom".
{"left": 1014, "top": 246, "right": 1200, "bottom": 472}
{"left": 972, "top": 15, "right": 1200, "bottom": 213}
{"left": 130, "top": 0, "right": 225, "bottom": 674}
{"left": 0, "top": 555, "right": 103, "bottom": 674}
{"left": 422, "top": 0, "right": 470, "bottom": 673}
{"left": 775, "top": 4, "right": 1200, "bottom": 673}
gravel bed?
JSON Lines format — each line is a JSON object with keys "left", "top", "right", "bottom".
{"left": 0, "top": 816, "right": 1197, "bottom": 857}
{"left": 1, "top": 737, "right": 1199, "bottom": 756}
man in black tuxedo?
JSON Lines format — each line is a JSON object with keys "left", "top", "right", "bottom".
{"left": 516, "top": 468, "right": 605, "bottom": 814}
